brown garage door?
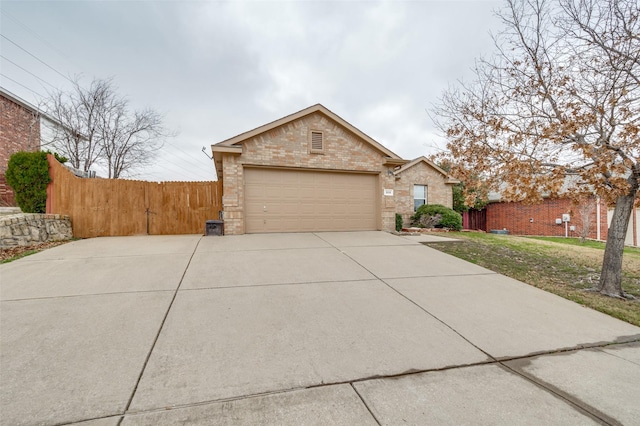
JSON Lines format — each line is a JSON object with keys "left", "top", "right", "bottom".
{"left": 244, "top": 168, "right": 378, "bottom": 233}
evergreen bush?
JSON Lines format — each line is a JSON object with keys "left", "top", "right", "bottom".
{"left": 5, "top": 151, "right": 50, "bottom": 213}
{"left": 410, "top": 204, "right": 462, "bottom": 231}
{"left": 395, "top": 213, "right": 403, "bottom": 232}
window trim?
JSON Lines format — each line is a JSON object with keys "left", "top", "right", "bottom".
{"left": 413, "top": 184, "right": 427, "bottom": 211}
{"left": 309, "top": 130, "right": 324, "bottom": 154}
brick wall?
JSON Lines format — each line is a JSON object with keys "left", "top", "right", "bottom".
{"left": 220, "top": 112, "right": 397, "bottom": 235}
{"left": 394, "top": 161, "right": 454, "bottom": 225}
{"left": 0, "top": 94, "right": 41, "bottom": 206}
{"left": 486, "top": 197, "right": 608, "bottom": 240}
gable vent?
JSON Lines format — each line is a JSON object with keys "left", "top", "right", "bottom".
{"left": 311, "top": 131, "right": 324, "bottom": 151}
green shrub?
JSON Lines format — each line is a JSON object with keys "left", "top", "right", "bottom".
{"left": 395, "top": 213, "right": 403, "bottom": 232}
{"left": 410, "top": 204, "right": 462, "bottom": 231}
{"left": 46, "top": 151, "right": 68, "bottom": 164}
{"left": 5, "top": 151, "right": 50, "bottom": 213}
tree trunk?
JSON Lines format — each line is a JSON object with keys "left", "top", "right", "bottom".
{"left": 596, "top": 194, "right": 635, "bottom": 297}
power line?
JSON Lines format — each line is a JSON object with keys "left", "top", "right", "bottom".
{"left": 0, "top": 8, "right": 82, "bottom": 70}
{"left": 153, "top": 158, "right": 214, "bottom": 180}
{"left": 170, "top": 156, "right": 215, "bottom": 176}
{"left": 0, "top": 73, "right": 46, "bottom": 98}
{"left": 149, "top": 153, "right": 211, "bottom": 179}
{"left": 0, "top": 34, "right": 73, "bottom": 83}
{"left": 161, "top": 143, "right": 216, "bottom": 174}
{"left": 0, "top": 54, "right": 58, "bottom": 89}
{"left": 163, "top": 164, "right": 213, "bottom": 180}
{"left": 164, "top": 140, "right": 216, "bottom": 168}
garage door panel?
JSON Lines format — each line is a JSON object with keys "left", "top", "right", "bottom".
{"left": 245, "top": 169, "right": 378, "bottom": 233}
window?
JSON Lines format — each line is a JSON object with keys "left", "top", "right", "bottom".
{"left": 414, "top": 185, "right": 427, "bottom": 211}
{"left": 309, "top": 130, "right": 324, "bottom": 153}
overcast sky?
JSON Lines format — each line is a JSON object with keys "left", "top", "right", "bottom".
{"left": 1, "top": 0, "right": 503, "bottom": 181}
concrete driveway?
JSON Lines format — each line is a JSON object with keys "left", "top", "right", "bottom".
{"left": 1, "top": 231, "right": 639, "bottom": 425}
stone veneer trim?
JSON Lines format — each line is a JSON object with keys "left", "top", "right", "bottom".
{"left": 0, "top": 213, "right": 73, "bottom": 248}
{"left": 212, "top": 105, "right": 457, "bottom": 235}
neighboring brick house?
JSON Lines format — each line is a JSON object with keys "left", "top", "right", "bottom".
{"left": 211, "top": 104, "right": 458, "bottom": 235}
{"left": 468, "top": 196, "right": 610, "bottom": 241}
{"left": 0, "top": 88, "right": 42, "bottom": 206}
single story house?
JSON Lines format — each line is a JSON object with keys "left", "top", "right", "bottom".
{"left": 211, "top": 104, "right": 458, "bottom": 235}
{"left": 478, "top": 197, "right": 610, "bottom": 240}
{"left": 468, "top": 197, "right": 639, "bottom": 246}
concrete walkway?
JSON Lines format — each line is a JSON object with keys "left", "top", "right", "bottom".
{"left": 1, "top": 231, "right": 638, "bottom": 425}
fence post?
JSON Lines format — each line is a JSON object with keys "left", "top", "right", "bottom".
{"left": 46, "top": 154, "right": 55, "bottom": 214}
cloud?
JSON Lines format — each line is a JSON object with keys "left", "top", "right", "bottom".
{"left": 1, "top": 0, "right": 503, "bottom": 181}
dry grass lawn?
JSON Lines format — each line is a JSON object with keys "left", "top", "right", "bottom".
{"left": 424, "top": 232, "right": 640, "bottom": 327}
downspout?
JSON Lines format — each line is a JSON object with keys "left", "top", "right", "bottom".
{"left": 596, "top": 196, "right": 601, "bottom": 241}
{"left": 634, "top": 206, "right": 637, "bottom": 247}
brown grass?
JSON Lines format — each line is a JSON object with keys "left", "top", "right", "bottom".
{"left": 424, "top": 232, "right": 640, "bottom": 327}
{"left": 0, "top": 241, "right": 71, "bottom": 263}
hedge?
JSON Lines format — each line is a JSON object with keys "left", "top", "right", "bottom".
{"left": 410, "top": 204, "right": 462, "bottom": 231}
{"left": 5, "top": 151, "right": 50, "bottom": 213}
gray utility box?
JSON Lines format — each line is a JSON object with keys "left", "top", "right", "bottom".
{"left": 205, "top": 220, "right": 224, "bottom": 236}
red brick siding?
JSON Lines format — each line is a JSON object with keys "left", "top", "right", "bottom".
{"left": 485, "top": 198, "right": 608, "bottom": 240}
{"left": 0, "top": 94, "right": 41, "bottom": 206}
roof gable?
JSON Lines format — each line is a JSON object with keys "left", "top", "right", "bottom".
{"left": 212, "top": 104, "right": 403, "bottom": 160}
{"left": 395, "top": 156, "right": 460, "bottom": 184}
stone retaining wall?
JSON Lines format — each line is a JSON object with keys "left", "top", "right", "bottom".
{"left": 0, "top": 214, "right": 73, "bottom": 248}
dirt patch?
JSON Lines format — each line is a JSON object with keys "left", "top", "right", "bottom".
{"left": 1, "top": 241, "right": 71, "bottom": 263}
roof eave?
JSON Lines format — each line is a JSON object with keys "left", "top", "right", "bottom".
{"left": 384, "top": 158, "right": 409, "bottom": 167}
{"left": 211, "top": 145, "right": 242, "bottom": 180}
{"left": 214, "top": 104, "right": 404, "bottom": 160}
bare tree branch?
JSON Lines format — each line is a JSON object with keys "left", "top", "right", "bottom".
{"left": 44, "top": 77, "right": 168, "bottom": 178}
{"left": 431, "top": 0, "right": 640, "bottom": 297}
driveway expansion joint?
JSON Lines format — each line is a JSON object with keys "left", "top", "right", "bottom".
{"left": 595, "top": 346, "right": 640, "bottom": 367}
{"left": 0, "top": 288, "right": 176, "bottom": 303}
{"left": 335, "top": 249, "right": 498, "bottom": 361}
{"left": 498, "top": 361, "right": 621, "bottom": 426}
{"left": 5, "top": 232, "right": 638, "bottom": 425}
{"left": 113, "top": 343, "right": 632, "bottom": 424}
{"left": 118, "top": 236, "right": 204, "bottom": 423}
{"left": 178, "top": 278, "right": 381, "bottom": 292}
{"left": 350, "top": 383, "right": 382, "bottom": 426}
{"left": 491, "top": 337, "right": 640, "bottom": 363}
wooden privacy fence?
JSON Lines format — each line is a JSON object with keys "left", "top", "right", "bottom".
{"left": 462, "top": 209, "right": 487, "bottom": 231}
{"left": 46, "top": 155, "right": 222, "bottom": 238}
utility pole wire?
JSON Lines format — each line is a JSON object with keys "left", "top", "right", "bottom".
{"left": 1, "top": 54, "right": 58, "bottom": 89}
{"left": 0, "top": 34, "right": 73, "bottom": 84}
{"left": 0, "top": 8, "right": 83, "bottom": 70}
{"left": 0, "top": 73, "right": 46, "bottom": 98}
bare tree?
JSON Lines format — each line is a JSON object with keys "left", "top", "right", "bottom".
{"left": 574, "top": 196, "right": 596, "bottom": 243}
{"left": 46, "top": 77, "right": 166, "bottom": 177}
{"left": 98, "top": 100, "right": 165, "bottom": 178}
{"left": 432, "top": 0, "right": 639, "bottom": 298}
{"left": 46, "top": 78, "right": 111, "bottom": 172}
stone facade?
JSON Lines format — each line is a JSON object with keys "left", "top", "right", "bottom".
{"left": 1, "top": 92, "right": 41, "bottom": 206}
{"left": 213, "top": 106, "right": 455, "bottom": 235}
{"left": 0, "top": 214, "right": 72, "bottom": 248}
{"left": 394, "top": 159, "right": 455, "bottom": 226}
